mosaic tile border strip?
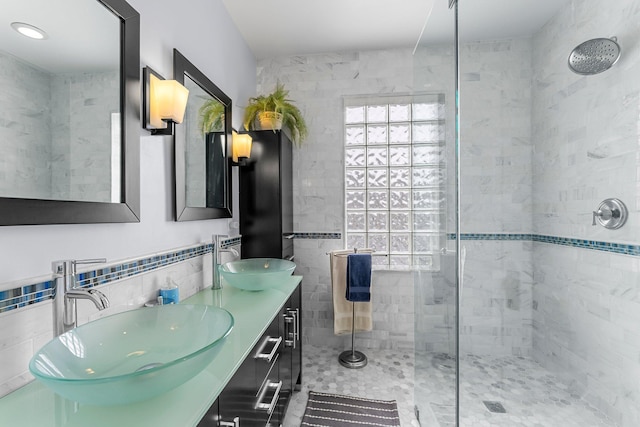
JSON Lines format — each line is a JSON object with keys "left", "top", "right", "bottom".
{"left": 74, "top": 244, "right": 213, "bottom": 289}
{"left": 448, "top": 233, "right": 640, "bottom": 256}
{"left": 532, "top": 234, "right": 640, "bottom": 256}
{"left": 0, "top": 238, "right": 242, "bottom": 315}
{"left": 293, "top": 232, "right": 342, "bottom": 239}
{"left": 220, "top": 236, "right": 242, "bottom": 248}
{"left": 449, "top": 233, "right": 533, "bottom": 241}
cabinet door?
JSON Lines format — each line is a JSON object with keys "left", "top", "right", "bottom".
{"left": 276, "top": 283, "right": 302, "bottom": 422}
{"left": 240, "top": 131, "right": 283, "bottom": 259}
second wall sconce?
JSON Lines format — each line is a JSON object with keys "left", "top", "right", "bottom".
{"left": 232, "top": 131, "right": 252, "bottom": 164}
{"left": 143, "top": 67, "right": 189, "bottom": 135}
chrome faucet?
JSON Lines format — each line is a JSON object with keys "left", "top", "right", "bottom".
{"left": 212, "top": 235, "right": 239, "bottom": 290}
{"left": 52, "top": 259, "right": 109, "bottom": 336}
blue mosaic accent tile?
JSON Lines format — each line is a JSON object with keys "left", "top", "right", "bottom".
{"left": 455, "top": 233, "right": 533, "bottom": 241}
{"left": 0, "top": 243, "right": 216, "bottom": 314}
{"left": 0, "top": 288, "right": 25, "bottom": 312}
{"left": 532, "top": 234, "right": 640, "bottom": 256}
{"left": 220, "top": 237, "right": 241, "bottom": 248}
{"left": 447, "top": 233, "right": 640, "bottom": 256}
{"left": 448, "top": 233, "right": 533, "bottom": 241}
{"left": 293, "top": 232, "right": 341, "bottom": 239}
{"left": 22, "top": 281, "right": 54, "bottom": 306}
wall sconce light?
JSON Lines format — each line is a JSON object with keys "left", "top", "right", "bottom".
{"left": 143, "top": 67, "right": 189, "bottom": 135}
{"left": 232, "top": 131, "right": 252, "bottom": 165}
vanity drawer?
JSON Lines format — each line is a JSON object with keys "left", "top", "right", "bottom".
{"left": 255, "top": 353, "right": 282, "bottom": 426}
{"left": 252, "top": 315, "right": 281, "bottom": 389}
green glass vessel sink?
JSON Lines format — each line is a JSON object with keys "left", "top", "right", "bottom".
{"left": 29, "top": 304, "right": 233, "bottom": 406}
{"left": 219, "top": 258, "right": 296, "bottom": 291}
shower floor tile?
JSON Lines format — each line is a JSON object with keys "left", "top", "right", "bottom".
{"left": 284, "top": 346, "right": 616, "bottom": 427}
{"left": 415, "top": 352, "right": 617, "bottom": 427}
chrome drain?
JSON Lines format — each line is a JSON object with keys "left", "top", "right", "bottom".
{"left": 483, "top": 401, "right": 506, "bottom": 413}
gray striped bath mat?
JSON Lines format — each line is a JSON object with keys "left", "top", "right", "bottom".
{"left": 301, "top": 391, "right": 401, "bottom": 426}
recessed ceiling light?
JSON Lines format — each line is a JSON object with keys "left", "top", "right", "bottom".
{"left": 11, "top": 22, "right": 48, "bottom": 40}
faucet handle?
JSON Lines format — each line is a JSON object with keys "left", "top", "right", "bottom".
{"left": 73, "top": 258, "right": 107, "bottom": 265}
{"left": 52, "top": 258, "right": 107, "bottom": 276}
{"left": 71, "top": 258, "right": 107, "bottom": 275}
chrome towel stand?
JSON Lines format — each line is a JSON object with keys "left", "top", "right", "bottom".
{"left": 340, "top": 248, "right": 368, "bottom": 369}
{"left": 328, "top": 248, "right": 387, "bottom": 369}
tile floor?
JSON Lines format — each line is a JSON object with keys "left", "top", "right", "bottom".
{"left": 284, "top": 345, "right": 616, "bottom": 427}
{"left": 416, "top": 352, "right": 616, "bottom": 427}
{"left": 283, "top": 345, "right": 419, "bottom": 427}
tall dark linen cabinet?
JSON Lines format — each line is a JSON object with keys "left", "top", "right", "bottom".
{"left": 239, "top": 130, "right": 294, "bottom": 261}
{"left": 238, "top": 129, "right": 301, "bottom": 424}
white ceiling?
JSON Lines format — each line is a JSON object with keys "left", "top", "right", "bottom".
{"left": 222, "top": 0, "right": 571, "bottom": 59}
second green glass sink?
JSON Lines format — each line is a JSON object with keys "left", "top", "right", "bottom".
{"left": 29, "top": 304, "right": 233, "bottom": 405}
{"left": 219, "top": 258, "right": 296, "bottom": 291}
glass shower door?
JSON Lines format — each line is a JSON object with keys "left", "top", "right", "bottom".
{"left": 412, "top": 0, "right": 458, "bottom": 425}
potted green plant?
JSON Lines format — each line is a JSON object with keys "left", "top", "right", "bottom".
{"left": 198, "top": 98, "right": 225, "bottom": 134}
{"left": 243, "top": 83, "right": 308, "bottom": 146}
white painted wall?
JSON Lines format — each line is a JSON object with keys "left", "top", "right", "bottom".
{"left": 0, "top": 0, "right": 256, "bottom": 285}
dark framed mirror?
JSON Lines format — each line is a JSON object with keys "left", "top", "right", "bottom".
{"left": 173, "top": 49, "right": 232, "bottom": 221}
{"left": 0, "top": 0, "right": 140, "bottom": 225}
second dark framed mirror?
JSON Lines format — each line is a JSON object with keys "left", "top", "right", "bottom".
{"left": 173, "top": 49, "right": 232, "bottom": 221}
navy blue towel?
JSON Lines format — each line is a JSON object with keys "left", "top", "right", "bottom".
{"left": 346, "top": 253, "right": 372, "bottom": 302}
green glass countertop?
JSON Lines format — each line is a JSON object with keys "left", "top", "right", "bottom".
{"left": 0, "top": 276, "right": 302, "bottom": 427}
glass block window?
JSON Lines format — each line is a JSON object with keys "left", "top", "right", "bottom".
{"left": 344, "top": 95, "right": 445, "bottom": 270}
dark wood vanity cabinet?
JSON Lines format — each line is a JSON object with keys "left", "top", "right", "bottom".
{"left": 276, "top": 284, "right": 302, "bottom": 423}
{"left": 197, "top": 283, "right": 302, "bottom": 427}
{"left": 239, "top": 130, "right": 294, "bottom": 261}
{"left": 206, "top": 130, "right": 299, "bottom": 426}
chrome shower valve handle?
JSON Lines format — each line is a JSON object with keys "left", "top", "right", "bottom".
{"left": 592, "top": 198, "right": 627, "bottom": 229}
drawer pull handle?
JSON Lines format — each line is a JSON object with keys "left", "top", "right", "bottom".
{"left": 284, "top": 314, "right": 294, "bottom": 347}
{"left": 286, "top": 308, "right": 299, "bottom": 348}
{"left": 254, "top": 336, "right": 282, "bottom": 363}
{"left": 255, "top": 380, "right": 283, "bottom": 415}
{"left": 219, "top": 417, "right": 239, "bottom": 427}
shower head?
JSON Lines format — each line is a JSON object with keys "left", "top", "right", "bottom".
{"left": 568, "top": 37, "right": 620, "bottom": 75}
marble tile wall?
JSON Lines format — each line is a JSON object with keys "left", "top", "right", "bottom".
{"left": 459, "top": 37, "right": 533, "bottom": 234}
{"left": 530, "top": 0, "right": 640, "bottom": 425}
{"left": 0, "top": 51, "right": 52, "bottom": 199}
{"left": 456, "top": 38, "right": 534, "bottom": 358}
{"left": 0, "top": 51, "right": 119, "bottom": 203}
{"left": 0, "top": 247, "right": 215, "bottom": 398}
{"left": 532, "top": 0, "right": 640, "bottom": 242}
{"left": 458, "top": 240, "right": 533, "bottom": 357}
{"left": 532, "top": 243, "right": 640, "bottom": 426}
{"left": 414, "top": 254, "right": 456, "bottom": 355}
{"left": 50, "top": 71, "right": 119, "bottom": 202}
